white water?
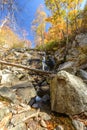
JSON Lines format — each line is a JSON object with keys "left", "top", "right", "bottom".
{"left": 42, "top": 53, "right": 47, "bottom": 71}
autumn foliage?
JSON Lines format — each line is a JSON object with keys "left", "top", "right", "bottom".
{"left": 0, "top": 26, "right": 24, "bottom": 48}
{"left": 81, "top": 2, "right": 87, "bottom": 32}
{"left": 33, "top": 0, "right": 87, "bottom": 50}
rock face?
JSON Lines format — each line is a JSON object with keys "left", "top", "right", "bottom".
{"left": 50, "top": 70, "right": 87, "bottom": 115}
{"left": 77, "top": 69, "right": 87, "bottom": 80}
{"left": 75, "top": 33, "right": 87, "bottom": 48}
{"left": 0, "top": 69, "right": 19, "bottom": 85}
{"left": 55, "top": 33, "right": 87, "bottom": 70}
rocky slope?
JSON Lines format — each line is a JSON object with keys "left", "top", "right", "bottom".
{"left": 0, "top": 33, "right": 86, "bottom": 130}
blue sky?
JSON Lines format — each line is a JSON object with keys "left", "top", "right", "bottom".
{"left": 0, "top": 0, "right": 49, "bottom": 47}
{"left": 14, "top": 0, "right": 49, "bottom": 46}
{"left": 82, "top": 0, "right": 86, "bottom": 9}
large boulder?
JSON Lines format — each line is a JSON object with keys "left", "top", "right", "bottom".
{"left": 12, "top": 81, "right": 36, "bottom": 104}
{"left": 50, "top": 70, "right": 87, "bottom": 115}
{"left": 58, "top": 61, "right": 76, "bottom": 74}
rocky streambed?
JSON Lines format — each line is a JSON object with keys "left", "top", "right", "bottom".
{"left": 0, "top": 33, "right": 87, "bottom": 130}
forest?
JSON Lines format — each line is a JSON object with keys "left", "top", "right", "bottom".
{"left": 0, "top": 0, "right": 86, "bottom": 49}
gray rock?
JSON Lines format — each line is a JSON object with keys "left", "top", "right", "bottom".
{"left": 11, "top": 109, "right": 37, "bottom": 125}
{"left": 35, "top": 96, "right": 42, "bottom": 102}
{"left": 29, "top": 98, "right": 36, "bottom": 106}
{"left": 0, "top": 107, "right": 10, "bottom": 120}
{"left": 75, "top": 33, "right": 87, "bottom": 47}
{"left": 42, "top": 94, "right": 50, "bottom": 102}
{"left": 21, "top": 59, "right": 27, "bottom": 65}
{"left": 41, "top": 86, "right": 49, "bottom": 92}
{"left": 27, "top": 117, "right": 47, "bottom": 130}
{"left": 17, "top": 73, "right": 25, "bottom": 80}
{"left": 9, "top": 122, "right": 27, "bottom": 130}
{"left": 55, "top": 125, "right": 64, "bottom": 130}
{"left": 0, "top": 69, "right": 19, "bottom": 85}
{"left": 41, "top": 81, "right": 47, "bottom": 86}
{"left": 32, "top": 103, "right": 39, "bottom": 109}
{"left": 37, "top": 86, "right": 50, "bottom": 97}
{"left": 58, "top": 61, "right": 75, "bottom": 73}
{"left": 50, "top": 70, "right": 87, "bottom": 115}
{"left": 77, "top": 69, "right": 87, "bottom": 80}
{"left": 12, "top": 81, "right": 33, "bottom": 89}
{"left": 72, "top": 120, "right": 85, "bottom": 130}
{"left": 0, "top": 87, "right": 17, "bottom": 103}
{"left": 16, "top": 86, "right": 36, "bottom": 104}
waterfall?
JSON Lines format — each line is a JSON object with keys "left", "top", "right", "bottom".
{"left": 42, "top": 52, "right": 47, "bottom": 71}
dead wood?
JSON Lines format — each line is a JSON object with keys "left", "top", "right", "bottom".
{"left": 0, "top": 60, "right": 54, "bottom": 75}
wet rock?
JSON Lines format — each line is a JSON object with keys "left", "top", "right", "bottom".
{"left": 50, "top": 70, "right": 87, "bottom": 115}
{"left": 28, "top": 98, "right": 36, "bottom": 106}
{"left": 37, "top": 86, "right": 50, "bottom": 97}
{"left": 31, "top": 95, "right": 50, "bottom": 109}
{"left": 40, "top": 85, "right": 49, "bottom": 92}
{"left": 35, "top": 96, "right": 42, "bottom": 102}
{"left": 32, "top": 103, "right": 39, "bottom": 109}
{"left": 42, "top": 94, "right": 50, "bottom": 102}
{"left": 72, "top": 120, "right": 85, "bottom": 130}
{"left": 41, "top": 81, "right": 48, "bottom": 86}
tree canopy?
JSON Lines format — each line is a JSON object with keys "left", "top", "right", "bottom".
{"left": 0, "top": 0, "right": 87, "bottom": 49}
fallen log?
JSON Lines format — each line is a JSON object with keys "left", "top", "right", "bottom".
{"left": 0, "top": 60, "right": 54, "bottom": 75}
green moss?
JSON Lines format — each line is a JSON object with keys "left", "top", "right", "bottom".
{"left": 36, "top": 40, "right": 60, "bottom": 51}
